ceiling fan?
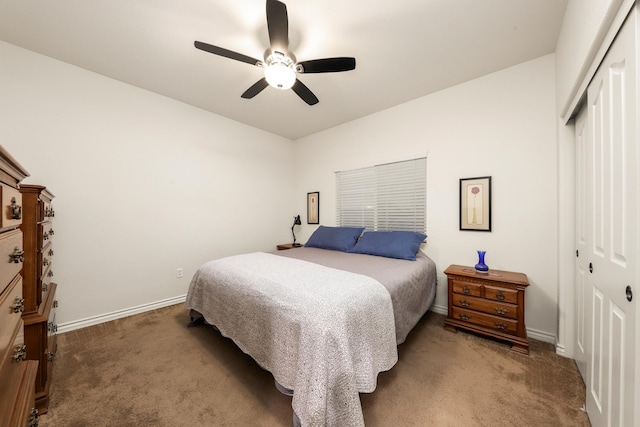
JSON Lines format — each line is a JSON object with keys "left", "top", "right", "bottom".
{"left": 194, "top": 0, "right": 356, "bottom": 105}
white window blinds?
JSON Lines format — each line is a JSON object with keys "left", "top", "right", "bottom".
{"left": 336, "top": 157, "right": 426, "bottom": 233}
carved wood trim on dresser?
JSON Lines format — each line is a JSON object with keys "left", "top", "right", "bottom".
{"left": 444, "top": 264, "right": 530, "bottom": 355}
{"left": 19, "top": 183, "right": 58, "bottom": 414}
{"left": 0, "top": 145, "right": 40, "bottom": 427}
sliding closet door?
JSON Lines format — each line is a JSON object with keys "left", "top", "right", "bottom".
{"left": 580, "top": 9, "right": 637, "bottom": 427}
{"left": 574, "top": 106, "right": 588, "bottom": 382}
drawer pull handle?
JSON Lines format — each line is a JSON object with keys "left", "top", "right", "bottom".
{"left": 53, "top": 300, "right": 59, "bottom": 308}
{"left": 9, "top": 247, "right": 24, "bottom": 263}
{"left": 10, "top": 197, "right": 22, "bottom": 219}
{"left": 48, "top": 248, "right": 54, "bottom": 256}
{"left": 460, "top": 299, "right": 471, "bottom": 307}
{"left": 29, "top": 408, "right": 39, "bottom": 427}
{"left": 43, "top": 283, "right": 48, "bottom": 292}
{"left": 462, "top": 286, "right": 470, "bottom": 294}
{"left": 47, "top": 270, "right": 54, "bottom": 277}
{"left": 494, "top": 307, "right": 509, "bottom": 315}
{"left": 45, "top": 207, "right": 55, "bottom": 218}
{"left": 459, "top": 313, "right": 471, "bottom": 321}
{"left": 43, "top": 257, "right": 50, "bottom": 266}
{"left": 44, "top": 231, "right": 49, "bottom": 240}
{"left": 48, "top": 322, "right": 58, "bottom": 333}
{"left": 49, "top": 228, "right": 55, "bottom": 236}
{"left": 496, "top": 291, "right": 505, "bottom": 301}
{"left": 12, "top": 344, "right": 27, "bottom": 362}
{"left": 495, "top": 322, "right": 508, "bottom": 330}
{"left": 13, "top": 297, "right": 25, "bottom": 313}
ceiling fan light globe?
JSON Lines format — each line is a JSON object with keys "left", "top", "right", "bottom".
{"left": 265, "top": 63, "right": 296, "bottom": 90}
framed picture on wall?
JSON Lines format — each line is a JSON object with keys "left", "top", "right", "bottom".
{"left": 459, "top": 176, "right": 491, "bottom": 232}
{"left": 307, "top": 192, "right": 319, "bottom": 224}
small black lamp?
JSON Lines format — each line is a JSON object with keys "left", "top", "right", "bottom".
{"left": 291, "top": 215, "right": 302, "bottom": 246}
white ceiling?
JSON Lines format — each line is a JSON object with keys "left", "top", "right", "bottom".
{"left": 0, "top": 0, "right": 568, "bottom": 140}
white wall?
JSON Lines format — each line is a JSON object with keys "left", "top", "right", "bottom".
{"left": 0, "top": 41, "right": 295, "bottom": 327}
{"left": 293, "top": 55, "right": 559, "bottom": 341}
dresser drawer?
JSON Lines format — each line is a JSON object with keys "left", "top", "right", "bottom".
{"left": 452, "top": 280, "right": 482, "bottom": 297}
{"left": 0, "top": 276, "right": 24, "bottom": 363}
{"left": 451, "top": 293, "right": 518, "bottom": 320}
{"left": 38, "top": 222, "right": 54, "bottom": 249}
{"left": 0, "top": 228, "right": 23, "bottom": 293}
{"left": 0, "top": 359, "right": 37, "bottom": 427}
{"left": 485, "top": 285, "right": 518, "bottom": 304}
{"left": 0, "top": 183, "right": 22, "bottom": 229}
{"left": 451, "top": 307, "right": 518, "bottom": 335}
{"left": 39, "top": 199, "right": 54, "bottom": 222}
{"left": 0, "top": 310, "right": 25, "bottom": 382}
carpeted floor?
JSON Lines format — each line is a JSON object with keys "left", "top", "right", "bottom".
{"left": 38, "top": 304, "right": 591, "bottom": 426}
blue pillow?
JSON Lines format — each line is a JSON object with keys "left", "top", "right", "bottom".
{"left": 348, "top": 231, "right": 426, "bottom": 260}
{"left": 305, "top": 226, "right": 365, "bottom": 252}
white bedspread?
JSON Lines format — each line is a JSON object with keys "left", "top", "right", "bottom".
{"left": 185, "top": 252, "right": 398, "bottom": 427}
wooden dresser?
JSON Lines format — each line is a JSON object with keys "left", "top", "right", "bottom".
{"left": 444, "top": 264, "right": 530, "bottom": 354}
{"left": 0, "top": 146, "right": 40, "bottom": 427}
{"left": 20, "top": 184, "right": 58, "bottom": 413}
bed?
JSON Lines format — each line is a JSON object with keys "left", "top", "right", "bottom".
{"left": 185, "top": 227, "right": 437, "bottom": 427}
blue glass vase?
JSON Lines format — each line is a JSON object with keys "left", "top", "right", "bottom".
{"left": 475, "top": 250, "right": 489, "bottom": 272}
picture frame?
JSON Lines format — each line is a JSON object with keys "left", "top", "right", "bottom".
{"left": 459, "top": 176, "right": 491, "bottom": 232}
{"left": 307, "top": 191, "right": 319, "bottom": 224}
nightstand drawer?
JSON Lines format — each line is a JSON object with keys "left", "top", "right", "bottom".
{"left": 451, "top": 307, "right": 518, "bottom": 335}
{"left": 452, "top": 280, "right": 482, "bottom": 297}
{"left": 485, "top": 285, "right": 518, "bottom": 304}
{"left": 451, "top": 294, "right": 518, "bottom": 320}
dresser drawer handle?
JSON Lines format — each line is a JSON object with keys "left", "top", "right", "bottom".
{"left": 494, "top": 307, "right": 509, "bottom": 315}
{"left": 496, "top": 291, "right": 505, "bottom": 301}
{"left": 10, "top": 197, "right": 22, "bottom": 219}
{"left": 43, "top": 257, "right": 50, "bottom": 266}
{"left": 459, "top": 313, "right": 471, "bottom": 321}
{"left": 29, "top": 408, "right": 39, "bottom": 427}
{"left": 459, "top": 299, "right": 471, "bottom": 307}
{"left": 48, "top": 322, "right": 58, "bottom": 333}
{"left": 462, "top": 286, "right": 470, "bottom": 294}
{"left": 494, "top": 322, "right": 508, "bottom": 330}
{"left": 44, "top": 231, "right": 49, "bottom": 240}
{"left": 47, "top": 270, "right": 54, "bottom": 277}
{"left": 48, "top": 248, "right": 54, "bottom": 256}
{"left": 13, "top": 297, "right": 25, "bottom": 313}
{"left": 49, "top": 228, "right": 55, "bottom": 236}
{"left": 9, "top": 247, "right": 24, "bottom": 263}
{"left": 43, "top": 283, "right": 48, "bottom": 292}
{"left": 12, "top": 344, "right": 27, "bottom": 362}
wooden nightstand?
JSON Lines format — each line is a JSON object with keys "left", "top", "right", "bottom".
{"left": 444, "top": 264, "right": 530, "bottom": 354}
{"left": 276, "top": 243, "right": 303, "bottom": 250}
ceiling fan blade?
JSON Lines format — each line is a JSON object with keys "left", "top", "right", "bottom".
{"left": 266, "top": 0, "right": 289, "bottom": 52}
{"left": 292, "top": 79, "right": 319, "bottom": 105}
{"left": 297, "top": 57, "right": 356, "bottom": 73}
{"left": 241, "top": 78, "right": 269, "bottom": 99}
{"left": 194, "top": 41, "right": 262, "bottom": 66}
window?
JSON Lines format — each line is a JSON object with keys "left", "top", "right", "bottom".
{"left": 336, "top": 157, "right": 426, "bottom": 233}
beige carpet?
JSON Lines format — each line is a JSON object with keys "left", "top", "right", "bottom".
{"left": 38, "top": 304, "right": 590, "bottom": 426}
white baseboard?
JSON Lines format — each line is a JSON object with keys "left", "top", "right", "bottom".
{"left": 430, "top": 304, "right": 448, "bottom": 316}
{"left": 58, "top": 297, "right": 558, "bottom": 346}
{"left": 57, "top": 295, "right": 186, "bottom": 334}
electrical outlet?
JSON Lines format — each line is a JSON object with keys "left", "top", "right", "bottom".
{"left": 176, "top": 268, "right": 183, "bottom": 278}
